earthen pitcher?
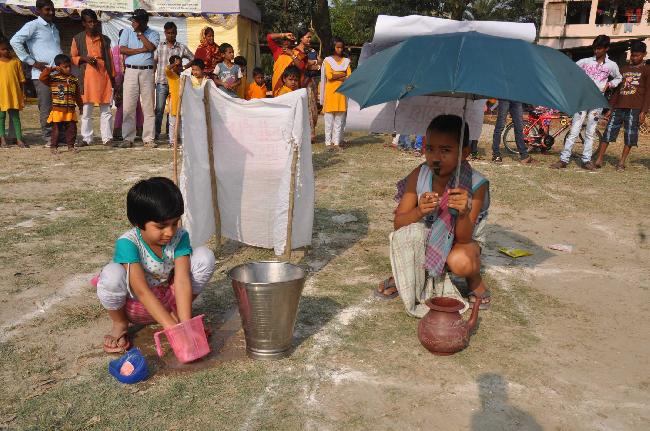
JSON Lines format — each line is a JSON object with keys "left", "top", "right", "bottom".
{"left": 417, "top": 296, "right": 481, "bottom": 355}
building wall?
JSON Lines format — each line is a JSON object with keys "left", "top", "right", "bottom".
{"left": 539, "top": 0, "right": 650, "bottom": 50}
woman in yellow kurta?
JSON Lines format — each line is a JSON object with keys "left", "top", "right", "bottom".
{"left": 0, "top": 39, "right": 26, "bottom": 148}
{"left": 320, "top": 38, "right": 351, "bottom": 149}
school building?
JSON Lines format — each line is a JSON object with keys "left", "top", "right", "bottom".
{"left": 539, "top": 0, "right": 649, "bottom": 63}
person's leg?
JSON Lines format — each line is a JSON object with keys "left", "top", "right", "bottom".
{"left": 50, "top": 122, "right": 60, "bottom": 153}
{"left": 99, "top": 103, "right": 113, "bottom": 144}
{"left": 33, "top": 79, "right": 53, "bottom": 141}
{"left": 446, "top": 241, "right": 490, "bottom": 307}
{"left": 65, "top": 121, "right": 78, "bottom": 152}
{"left": 581, "top": 108, "right": 602, "bottom": 165}
{"left": 96, "top": 262, "right": 130, "bottom": 351}
{"left": 10, "top": 110, "right": 25, "bottom": 146}
{"left": 558, "top": 111, "right": 587, "bottom": 164}
{"left": 510, "top": 102, "right": 530, "bottom": 160}
{"left": 188, "top": 246, "right": 217, "bottom": 296}
{"left": 80, "top": 103, "right": 94, "bottom": 145}
{"left": 324, "top": 112, "right": 333, "bottom": 146}
{"left": 0, "top": 111, "right": 6, "bottom": 147}
{"left": 491, "top": 100, "right": 509, "bottom": 158}
{"left": 140, "top": 70, "right": 156, "bottom": 145}
{"left": 168, "top": 114, "right": 176, "bottom": 146}
{"left": 620, "top": 108, "right": 639, "bottom": 169}
{"left": 121, "top": 68, "right": 139, "bottom": 144}
{"left": 333, "top": 112, "right": 345, "bottom": 146}
{"left": 154, "top": 83, "right": 169, "bottom": 138}
{"left": 595, "top": 109, "right": 623, "bottom": 167}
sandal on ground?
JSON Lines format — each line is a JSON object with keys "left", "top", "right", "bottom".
{"left": 594, "top": 161, "right": 603, "bottom": 169}
{"left": 375, "top": 277, "right": 399, "bottom": 300}
{"left": 103, "top": 331, "right": 131, "bottom": 354}
{"left": 616, "top": 164, "right": 625, "bottom": 172}
{"left": 519, "top": 157, "right": 538, "bottom": 165}
{"left": 467, "top": 290, "right": 492, "bottom": 310}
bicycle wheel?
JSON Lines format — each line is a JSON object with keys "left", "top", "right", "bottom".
{"left": 502, "top": 120, "right": 539, "bottom": 155}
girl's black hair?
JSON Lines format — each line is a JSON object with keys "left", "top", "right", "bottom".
{"left": 426, "top": 114, "right": 470, "bottom": 148}
{"left": 80, "top": 8, "right": 98, "bottom": 21}
{"left": 282, "top": 65, "right": 301, "bottom": 80}
{"left": 190, "top": 58, "right": 205, "bottom": 69}
{"left": 234, "top": 55, "right": 247, "bottom": 67}
{"left": 126, "top": 177, "right": 184, "bottom": 228}
{"left": 252, "top": 67, "right": 264, "bottom": 76}
{"left": 332, "top": 37, "right": 344, "bottom": 48}
{"left": 54, "top": 54, "right": 71, "bottom": 65}
{"left": 219, "top": 42, "right": 233, "bottom": 54}
{"left": 168, "top": 54, "right": 181, "bottom": 64}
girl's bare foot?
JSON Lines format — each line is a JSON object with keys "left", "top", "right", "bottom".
{"left": 16, "top": 140, "right": 29, "bottom": 148}
{"left": 0, "top": 137, "right": 7, "bottom": 148}
{"left": 103, "top": 321, "right": 130, "bottom": 353}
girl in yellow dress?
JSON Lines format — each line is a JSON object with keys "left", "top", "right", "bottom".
{"left": 0, "top": 38, "right": 27, "bottom": 148}
{"left": 320, "top": 37, "right": 351, "bottom": 150}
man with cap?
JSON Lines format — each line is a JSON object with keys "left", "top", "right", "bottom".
{"left": 118, "top": 8, "right": 159, "bottom": 148}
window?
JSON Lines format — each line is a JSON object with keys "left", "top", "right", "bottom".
{"left": 566, "top": 1, "right": 592, "bottom": 24}
{"left": 546, "top": 2, "right": 567, "bottom": 25}
{"left": 596, "top": 1, "right": 644, "bottom": 24}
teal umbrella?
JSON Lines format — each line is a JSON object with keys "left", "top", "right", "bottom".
{"left": 338, "top": 31, "right": 609, "bottom": 188}
{"left": 338, "top": 31, "right": 608, "bottom": 114}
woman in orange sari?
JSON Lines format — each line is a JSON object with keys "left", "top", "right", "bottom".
{"left": 194, "top": 27, "right": 222, "bottom": 75}
{"left": 272, "top": 29, "right": 311, "bottom": 96}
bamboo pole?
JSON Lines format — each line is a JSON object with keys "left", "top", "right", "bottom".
{"left": 203, "top": 83, "right": 222, "bottom": 250}
{"left": 282, "top": 141, "right": 299, "bottom": 260}
{"left": 172, "top": 75, "right": 186, "bottom": 185}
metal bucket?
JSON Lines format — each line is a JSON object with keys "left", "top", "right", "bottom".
{"left": 229, "top": 261, "right": 305, "bottom": 360}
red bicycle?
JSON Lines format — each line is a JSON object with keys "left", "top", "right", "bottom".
{"left": 502, "top": 107, "right": 603, "bottom": 155}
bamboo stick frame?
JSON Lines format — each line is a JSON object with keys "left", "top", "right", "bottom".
{"left": 203, "top": 83, "right": 222, "bottom": 249}
{"left": 282, "top": 140, "right": 299, "bottom": 259}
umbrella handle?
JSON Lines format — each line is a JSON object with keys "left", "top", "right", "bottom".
{"left": 450, "top": 95, "right": 469, "bottom": 218}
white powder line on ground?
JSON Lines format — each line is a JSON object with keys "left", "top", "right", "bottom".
{"left": 238, "top": 382, "right": 279, "bottom": 431}
{"left": 0, "top": 273, "right": 95, "bottom": 342}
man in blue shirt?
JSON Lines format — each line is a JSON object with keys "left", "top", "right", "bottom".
{"left": 118, "top": 9, "right": 159, "bottom": 148}
{"left": 10, "top": 0, "right": 62, "bottom": 144}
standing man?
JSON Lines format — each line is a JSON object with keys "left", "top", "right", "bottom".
{"left": 119, "top": 8, "right": 159, "bottom": 148}
{"left": 154, "top": 21, "right": 193, "bottom": 140}
{"left": 491, "top": 100, "right": 536, "bottom": 164}
{"left": 551, "top": 35, "right": 622, "bottom": 170}
{"left": 71, "top": 9, "right": 115, "bottom": 147}
{"left": 10, "top": 0, "right": 62, "bottom": 145}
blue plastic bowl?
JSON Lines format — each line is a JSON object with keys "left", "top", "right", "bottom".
{"left": 108, "top": 347, "right": 149, "bottom": 384}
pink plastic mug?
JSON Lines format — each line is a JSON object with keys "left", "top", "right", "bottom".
{"left": 154, "top": 315, "right": 210, "bottom": 363}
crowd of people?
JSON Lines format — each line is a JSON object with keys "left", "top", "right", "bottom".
{"left": 0, "top": 0, "right": 353, "bottom": 153}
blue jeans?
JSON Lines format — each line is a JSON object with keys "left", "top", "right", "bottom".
{"left": 602, "top": 108, "right": 640, "bottom": 147}
{"left": 492, "top": 100, "right": 529, "bottom": 159}
{"left": 155, "top": 83, "right": 169, "bottom": 137}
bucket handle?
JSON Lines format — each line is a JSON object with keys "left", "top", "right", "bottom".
{"left": 153, "top": 330, "right": 165, "bottom": 357}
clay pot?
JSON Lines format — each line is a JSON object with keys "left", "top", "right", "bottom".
{"left": 417, "top": 296, "right": 481, "bottom": 356}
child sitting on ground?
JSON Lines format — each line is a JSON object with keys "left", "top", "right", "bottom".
{"left": 378, "top": 115, "right": 491, "bottom": 316}
{"left": 213, "top": 43, "right": 242, "bottom": 97}
{"left": 0, "top": 37, "right": 27, "bottom": 148}
{"left": 246, "top": 67, "right": 267, "bottom": 100}
{"left": 39, "top": 54, "right": 83, "bottom": 154}
{"left": 276, "top": 65, "right": 301, "bottom": 96}
{"left": 96, "top": 177, "right": 216, "bottom": 353}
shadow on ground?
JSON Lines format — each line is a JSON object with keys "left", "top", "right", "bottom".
{"left": 471, "top": 373, "right": 543, "bottom": 431}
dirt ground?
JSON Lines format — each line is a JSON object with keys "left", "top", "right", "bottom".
{"left": 0, "top": 105, "right": 649, "bottom": 430}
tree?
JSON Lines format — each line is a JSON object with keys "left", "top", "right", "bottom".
{"left": 312, "top": 0, "right": 333, "bottom": 56}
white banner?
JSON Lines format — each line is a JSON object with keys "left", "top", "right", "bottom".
{"left": 135, "top": 0, "right": 200, "bottom": 13}
{"left": 180, "top": 83, "right": 314, "bottom": 254}
{"left": 345, "top": 97, "right": 485, "bottom": 141}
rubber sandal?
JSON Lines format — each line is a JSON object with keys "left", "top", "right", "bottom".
{"left": 467, "top": 290, "right": 491, "bottom": 310}
{"left": 103, "top": 331, "right": 131, "bottom": 354}
{"left": 375, "top": 277, "right": 399, "bottom": 300}
{"left": 616, "top": 164, "right": 625, "bottom": 172}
